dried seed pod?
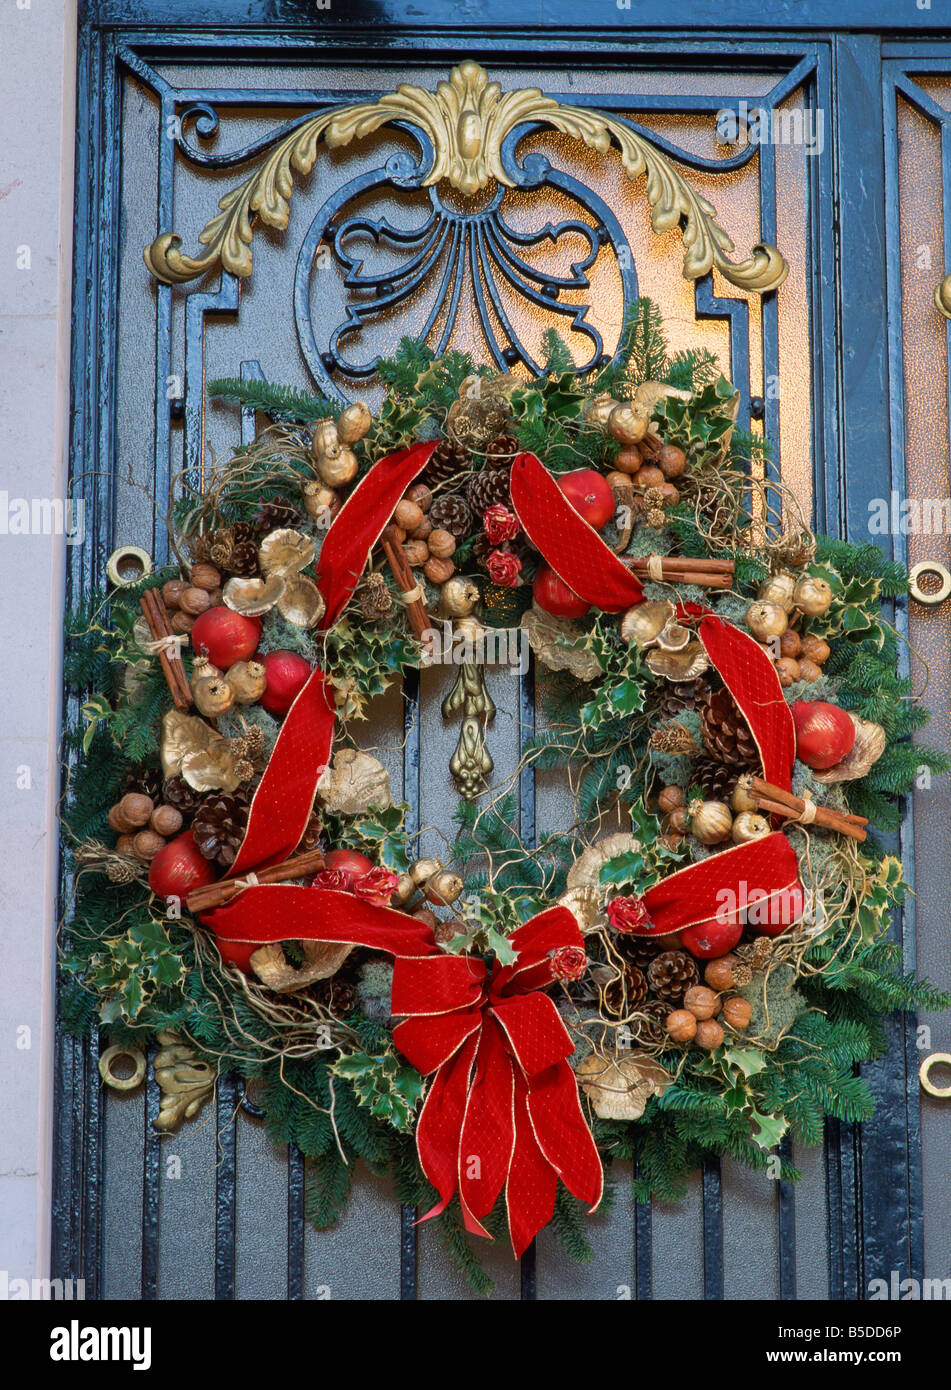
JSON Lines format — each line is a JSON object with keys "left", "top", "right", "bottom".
{"left": 303, "top": 480, "right": 339, "bottom": 524}
{"left": 410, "top": 858, "right": 441, "bottom": 886}
{"left": 179, "top": 586, "right": 213, "bottom": 616}
{"left": 150, "top": 804, "right": 184, "bottom": 837}
{"left": 793, "top": 574, "right": 833, "bottom": 616}
{"left": 118, "top": 792, "right": 154, "bottom": 828}
{"left": 758, "top": 572, "right": 797, "bottom": 613}
{"left": 584, "top": 392, "right": 620, "bottom": 431}
{"left": 439, "top": 576, "right": 479, "bottom": 618}
{"left": 731, "top": 811, "right": 770, "bottom": 844}
{"left": 316, "top": 445, "right": 358, "bottom": 488}
{"left": 225, "top": 660, "right": 267, "bottom": 704}
{"left": 192, "top": 676, "right": 235, "bottom": 718}
{"left": 608, "top": 403, "right": 647, "bottom": 444}
{"left": 311, "top": 418, "right": 341, "bottom": 462}
{"left": 731, "top": 776, "right": 757, "bottom": 814}
{"left": 745, "top": 600, "right": 788, "bottom": 641}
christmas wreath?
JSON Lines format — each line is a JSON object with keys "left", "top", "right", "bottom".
{"left": 63, "top": 304, "right": 948, "bottom": 1291}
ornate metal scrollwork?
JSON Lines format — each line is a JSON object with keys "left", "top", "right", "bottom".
{"left": 442, "top": 660, "right": 497, "bottom": 799}
{"left": 144, "top": 60, "right": 788, "bottom": 297}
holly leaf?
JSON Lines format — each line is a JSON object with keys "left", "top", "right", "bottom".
{"left": 749, "top": 1108, "right": 789, "bottom": 1150}
{"left": 722, "top": 1045, "right": 768, "bottom": 1080}
{"left": 599, "top": 850, "right": 648, "bottom": 888}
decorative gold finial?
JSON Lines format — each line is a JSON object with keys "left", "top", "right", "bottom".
{"left": 144, "top": 62, "right": 787, "bottom": 294}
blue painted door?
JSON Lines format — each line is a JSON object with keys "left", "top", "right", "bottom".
{"left": 55, "top": 4, "right": 951, "bottom": 1299}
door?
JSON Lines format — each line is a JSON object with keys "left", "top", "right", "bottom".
{"left": 54, "top": 4, "right": 951, "bottom": 1299}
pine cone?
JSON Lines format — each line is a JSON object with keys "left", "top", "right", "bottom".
{"left": 254, "top": 496, "right": 302, "bottom": 537}
{"left": 192, "top": 790, "right": 251, "bottom": 868}
{"left": 314, "top": 977, "right": 358, "bottom": 1018}
{"left": 647, "top": 950, "right": 699, "bottom": 1003}
{"left": 297, "top": 812, "right": 323, "bottom": 855}
{"left": 425, "top": 438, "right": 471, "bottom": 487}
{"left": 619, "top": 935, "right": 662, "bottom": 972}
{"left": 630, "top": 999, "right": 673, "bottom": 1045}
{"left": 700, "top": 685, "right": 760, "bottom": 769}
{"left": 604, "top": 964, "right": 648, "bottom": 1015}
{"left": 693, "top": 752, "right": 742, "bottom": 801}
{"left": 485, "top": 432, "right": 519, "bottom": 468}
{"left": 429, "top": 492, "right": 474, "bottom": 539}
{"left": 358, "top": 571, "right": 394, "bottom": 620}
{"left": 658, "top": 676, "right": 710, "bottom": 718}
{"left": 162, "top": 775, "right": 203, "bottom": 815}
{"left": 121, "top": 764, "right": 163, "bottom": 803}
{"left": 228, "top": 539, "right": 260, "bottom": 577}
{"left": 466, "top": 467, "right": 511, "bottom": 514}
{"left": 232, "top": 522, "right": 255, "bottom": 545}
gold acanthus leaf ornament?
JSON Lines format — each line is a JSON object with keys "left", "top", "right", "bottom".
{"left": 144, "top": 61, "right": 787, "bottom": 294}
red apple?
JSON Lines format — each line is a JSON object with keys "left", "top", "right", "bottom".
{"left": 190, "top": 606, "right": 261, "bottom": 668}
{"left": 148, "top": 831, "right": 216, "bottom": 902}
{"left": 745, "top": 882, "right": 805, "bottom": 937}
{"left": 792, "top": 700, "right": 855, "bottom": 770}
{"left": 532, "top": 563, "right": 591, "bottom": 618}
{"left": 557, "top": 468, "right": 616, "bottom": 530}
{"left": 324, "top": 848, "right": 374, "bottom": 878}
{"left": 259, "top": 649, "right": 312, "bottom": 714}
{"left": 679, "top": 916, "right": 744, "bottom": 960}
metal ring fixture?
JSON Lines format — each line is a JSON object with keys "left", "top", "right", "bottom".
{"left": 106, "top": 544, "right": 153, "bottom": 588}
{"left": 908, "top": 560, "right": 951, "bottom": 606}
{"left": 99, "top": 1044, "right": 147, "bottom": 1092}
{"left": 919, "top": 1052, "right": 951, "bottom": 1098}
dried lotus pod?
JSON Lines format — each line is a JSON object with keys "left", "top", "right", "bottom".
{"left": 277, "top": 573, "right": 325, "bottom": 628}
{"left": 222, "top": 573, "right": 286, "bottom": 616}
{"left": 192, "top": 676, "right": 235, "bottom": 718}
{"left": 258, "top": 528, "right": 316, "bottom": 577}
{"left": 576, "top": 1053, "right": 672, "bottom": 1121}
{"left": 336, "top": 401, "right": 372, "bottom": 444}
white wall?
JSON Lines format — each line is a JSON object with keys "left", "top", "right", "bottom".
{"left": 0, "top": 0, "right": 77, "bottom": 1284}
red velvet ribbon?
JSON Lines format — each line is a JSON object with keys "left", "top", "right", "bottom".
{"left": 641, "top": 831, "right": 800, "bottom": 935}
{"left": 509, "top": 452, "right": 644, "bottom": 610}
{"left": 392, "top": 906, "right": 604, "bottom": 1257}
{"left": 215, "top": 440, "right": 437, "bottom": 965}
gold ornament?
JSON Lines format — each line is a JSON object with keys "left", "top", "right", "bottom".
{"left": 688, "top": 798, "right": 733, "bottom": 845}
{"left": 250, "top": 940, "right": 353, "bottom": 993}
{"left": 745, "top": 600, "right": 788, "bottom": 641}
{"left": 812, "top": 714, "right": 886, "bottom": 783}
{"left": 336, "top": 400, "right": 372, "bottom": 444}
{"left": 583, "top": 392, "right": 620, "bottom": 431}
{"left": 303, "top": 480, "right": 339, "bottom": 524}
{"left": 793, "top": 574, "right": 833, "bottom": 616}
{"left": 439, "top": 576, "right": 480, "bottom": 618}
{"left": 731, "top": 774, "right": 758, "bottom": 813}
{"left": 757, "top": 571, "right": 797, "bottom": 613}
{"left": 152, "top": 1031, "right": 215, "bottom": 1133}
{"left": 316, "top": 445, "right": 359, "bottom": 488}
{"left": 731, "top": 811, "right": 770, "bottom": 844}
{"left": 425, "top": 869, "right": 465, "bottom": 905}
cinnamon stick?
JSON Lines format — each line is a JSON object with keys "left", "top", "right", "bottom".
{"left": 185, "top": 846, "right": 327, "bottom": 915}
{"left": 140, "top": 589, "right": 192, "bottom": 711}
{"left": 626, "top": 556, "right": 734, "bottom": 589}
{"left": 749, "top": 777, "right": 868, "bottom": 841}
{"left": 380, "top": 531, "right": 433, "bottom": 648}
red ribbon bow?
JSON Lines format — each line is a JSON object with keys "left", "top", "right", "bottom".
{"left": 392, "top": 906, "right": 603, "bottom": 1257}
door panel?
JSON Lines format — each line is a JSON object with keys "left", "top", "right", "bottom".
{"left": 56, "top": 12, "right": 936, "bottom": 1300}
